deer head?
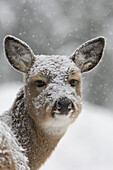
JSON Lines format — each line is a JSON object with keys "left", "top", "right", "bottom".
{"left": 4, "top": 35, "right": 105, "bottom": 135}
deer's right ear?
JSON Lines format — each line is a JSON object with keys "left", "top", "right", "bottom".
{"left": 71, "top": 37, "right": 105, "bottom": 73}
{"left": 4, "top": 35, "right": 35, "bottom": 73}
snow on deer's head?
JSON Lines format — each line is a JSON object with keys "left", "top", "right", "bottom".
{"left": 4, "top": 35, "right": 105, "bottom": 135}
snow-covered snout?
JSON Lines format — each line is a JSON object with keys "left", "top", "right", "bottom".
{"left": 4, "top": 35, "right": 105, "bottom": 134}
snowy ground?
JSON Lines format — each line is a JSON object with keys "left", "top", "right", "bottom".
{"left": 0, "top": 83, "right": 113, "bottom": 170}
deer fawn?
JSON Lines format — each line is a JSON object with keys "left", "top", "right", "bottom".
{"left": 0, "top": 35, "right": 105, "bottom": 170}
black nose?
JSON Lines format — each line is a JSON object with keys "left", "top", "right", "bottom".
{"left": 53, "top": 97, "right": 74, "bottom": 115}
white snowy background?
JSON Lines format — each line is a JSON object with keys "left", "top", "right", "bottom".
{"left": 0, "top": 83, "right": 113, "bottom": 170}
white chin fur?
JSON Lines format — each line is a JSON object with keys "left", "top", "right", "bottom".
{"left": 41, "top": 111, "right": 73, "bottom": 136}
{"left": 54, "top": 112, "right": 72, "bottom": 121}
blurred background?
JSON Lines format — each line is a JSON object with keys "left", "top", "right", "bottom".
{"left": 0, "top": 0, "right": 113, "bottom": 170}
{"left": 0, "top": 0, "right": 113, "bottom": 110}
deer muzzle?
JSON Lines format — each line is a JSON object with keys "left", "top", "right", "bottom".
{"left": 52, "top": 97, "right": 74, "bottom": 116}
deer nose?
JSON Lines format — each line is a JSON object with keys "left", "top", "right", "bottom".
{"left": 53, "top": 97, "right": 74, "bottom": 115}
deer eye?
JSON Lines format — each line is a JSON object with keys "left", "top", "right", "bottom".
{"left": 35, "top": 80, "right": 46, "bottom": 87}
{"left": 69, "top": 79, "right": 79, "bottom": 87}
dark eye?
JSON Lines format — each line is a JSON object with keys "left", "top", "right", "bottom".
{"left": 69, "top": 79, "right": 79, "bottom": 87}
{"left": 35, "top": 80, "right": 46, "bottom": 87}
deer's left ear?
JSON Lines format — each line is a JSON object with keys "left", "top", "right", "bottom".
{"left": 71, "top": 37, "right": 105, "bottom": 73}
{"left": 4, "top": 35, "right": 35, "bottom": 73}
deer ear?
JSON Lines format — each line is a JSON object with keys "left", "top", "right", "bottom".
{"left": 4, "top": 35, "right": 35, "bottom": 73}
{"left": 71, "top": 37, "right": 105, "bottom": 73}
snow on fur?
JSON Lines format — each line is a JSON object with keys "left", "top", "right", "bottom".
{"left": 0, "top": 121, "right": 30, "bottom": 170}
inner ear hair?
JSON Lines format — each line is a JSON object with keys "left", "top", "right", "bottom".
{"left": 4, "top": 35, "right": 35, "bottom": 73}
{"left": 71, "top": 37, "right": 105, "bottom": 73}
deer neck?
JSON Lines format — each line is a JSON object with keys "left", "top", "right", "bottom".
{"left": 11, "top": 89, "right": 63, "bottom": 170}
